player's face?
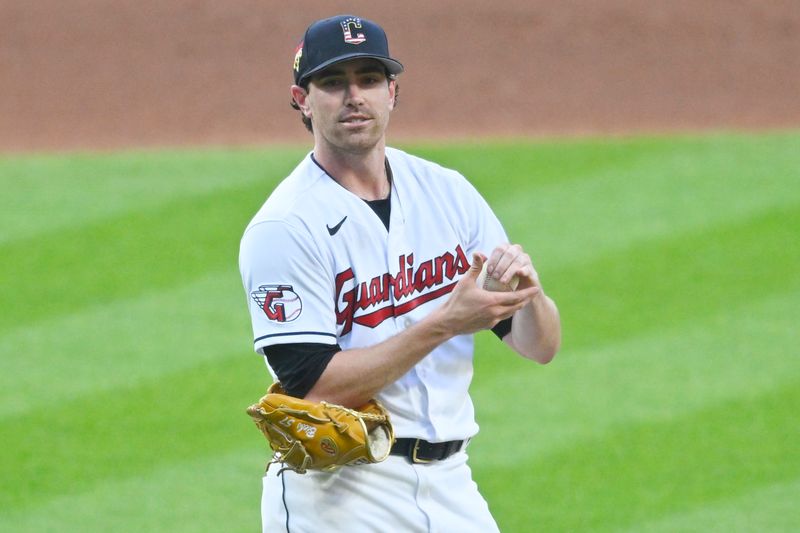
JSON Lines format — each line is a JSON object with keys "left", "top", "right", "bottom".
{"left": 296, "top": 59, "right": 396, "bottom": 155}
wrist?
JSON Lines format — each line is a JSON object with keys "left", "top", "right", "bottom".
{"left": 417, "top": 305, "right": 456, "bottom": 343}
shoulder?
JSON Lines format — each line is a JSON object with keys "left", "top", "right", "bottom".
{"left": 243, "top": 154, "right": 328, "bottom": 235}
{"left": 387, "top": 146, "right": 484, "bottom": 203}
{"left": 387, "top": 147, "right": 473, "bottom": 190}
{"left": 386, "top": 146, "right": 455, "bottom": 175}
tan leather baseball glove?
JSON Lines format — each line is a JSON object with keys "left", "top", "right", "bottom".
{"left": 246, "top": 383, "right": 395, "bottom": 474}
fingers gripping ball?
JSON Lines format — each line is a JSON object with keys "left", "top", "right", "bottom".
{"left": 476, "top": 261, "right": 519, "bottom": 292}
{"left": 246, "top": 383, "right": 395, "bottom": 474}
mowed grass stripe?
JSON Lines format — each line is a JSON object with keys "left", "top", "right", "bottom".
{"left": 0, "top": 147, "right": 305, "bottom": 244}
{"left": 411, "top": 131, "right": 800, "bottom": 193}
{"left": 0, "top": 447, "right": 263, "bottom": 533}
{"left": 486, "top": 134, "right": 800, "bottom": 271}
{"left": 0, "top": 272, "right": 250, "bottom": 418}
{"left": 0, "top": 182, "right": 265, "bottom": 333}
{"left": 627, "top": 478, "right": 800, "bottom": 533}
{"left": 0, "top": 353, "right": 266, "bottom": 511}
{"left": 549, "top": 204, "right": 800, "bottom": 350}
{"left": 470, "top": 287, "right": 800, "bottom": 461}
{"left": 475, "top": 380, "right": 800, "bottom": 533}
{"left": 408, "top": 135, "right": 684, "bottom": 190}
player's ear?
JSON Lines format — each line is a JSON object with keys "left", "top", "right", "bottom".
{"left": 388, "top": 79, "right": 397, "bottom": 111}
{"left": 290, "top": 85, "right": 311, "bottom": 118}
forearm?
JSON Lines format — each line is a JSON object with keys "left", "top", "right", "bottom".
{"left": 304, "top": 308, "right": 453, "bottom": 407}
{"left": 305, "top": 253, "right": 537, "bottom": 406}
{"left": 505, "top": 291, "right": 561, "bottom": 363}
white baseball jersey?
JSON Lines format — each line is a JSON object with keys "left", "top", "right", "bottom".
{"left": 239, "top": 147, "right": 508, "bottom": 442}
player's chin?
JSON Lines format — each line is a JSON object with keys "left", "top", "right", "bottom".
{"left": 337, "top": 129, "right": 382, "bottom": 151}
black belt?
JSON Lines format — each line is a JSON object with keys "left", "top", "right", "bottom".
{"left": 390, "top": 438, "right": 466, "bottom": 464}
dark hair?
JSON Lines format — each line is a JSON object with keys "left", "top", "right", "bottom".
{"left": 290, "top": 73, "right": 399, "bottom": 133}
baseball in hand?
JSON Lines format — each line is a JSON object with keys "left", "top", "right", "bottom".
{"left": 476, "top": 261, "right": 519, "bottom": 292}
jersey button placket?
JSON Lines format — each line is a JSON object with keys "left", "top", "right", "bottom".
{"left": 385, "top": 194, "right": 408, "bottom": 331}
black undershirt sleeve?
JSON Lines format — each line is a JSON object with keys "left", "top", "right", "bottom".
{"left": 263, "top": 343, "right": 340, "bottom": 398}
{"left": 491, "top": 316, "right": 513, "bottom": 340}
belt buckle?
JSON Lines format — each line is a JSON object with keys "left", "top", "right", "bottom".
{"left": 411, "top": 439, "right": 433, "bottom": 464}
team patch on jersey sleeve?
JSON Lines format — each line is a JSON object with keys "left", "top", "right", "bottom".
{"left": 251, "top": 284, "right": 303, "bottom": 323}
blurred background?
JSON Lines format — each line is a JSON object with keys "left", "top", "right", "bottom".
{"left": 2, "top": 2, "right": 799, "bottom": 532}
{"left": 2, "top": 0, "right": 799, "bottom": 151}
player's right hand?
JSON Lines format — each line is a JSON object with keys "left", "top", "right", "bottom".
{"left": 435, "top": 253, "right": 540, "bottom": 336}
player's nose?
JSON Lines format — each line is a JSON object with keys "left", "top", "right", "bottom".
{"left": 344, "top": 81, "right": 366, "bottom": 104}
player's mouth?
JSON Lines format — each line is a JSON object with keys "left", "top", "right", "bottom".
{"left": 339, "top": 114, "right": 372, "bottom": 127}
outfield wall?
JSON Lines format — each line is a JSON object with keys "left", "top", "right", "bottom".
{"left": 1, "top": 0, "right": 799, "bottom": 151}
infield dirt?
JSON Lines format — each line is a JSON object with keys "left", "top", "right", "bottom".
{"left": 1, "top": 1, "right": 798, "bottom": 151}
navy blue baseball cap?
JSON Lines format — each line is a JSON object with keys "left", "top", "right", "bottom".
{"left": 293, "top": 15, "right": 404, "bottom": 85}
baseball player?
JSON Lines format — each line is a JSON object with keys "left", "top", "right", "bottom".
{"left": 239, "top": 14, "right": 561, "bottom": 532}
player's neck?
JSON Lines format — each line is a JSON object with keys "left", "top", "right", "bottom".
{"left": 313, "top": 143, "right": 390, "bottom": 201}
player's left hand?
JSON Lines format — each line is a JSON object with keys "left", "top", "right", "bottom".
{"left": 486, "top": 243, "right": 542, "bottom": 295}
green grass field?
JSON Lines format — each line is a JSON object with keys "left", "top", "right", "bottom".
{"left": 2, "top": 131, "right": 799, "bottom": 532}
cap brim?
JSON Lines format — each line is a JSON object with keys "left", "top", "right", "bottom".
{"left": 298, "top": 54, "right": 404, "bottom": 84}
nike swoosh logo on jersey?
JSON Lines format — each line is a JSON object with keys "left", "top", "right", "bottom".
{"left": 326, "top": 216, "right": 348, "bottom": 236}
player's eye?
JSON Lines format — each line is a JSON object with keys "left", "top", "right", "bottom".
{"left": 319, "top": 77, "right": 344, "bottom": 88}
{"left": 361, "top": 74, "right": 383, "bottom": 85}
